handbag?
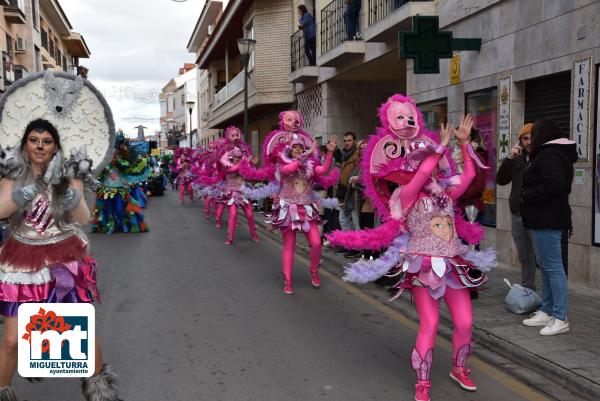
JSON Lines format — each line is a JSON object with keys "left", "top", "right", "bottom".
{"left": 504, "top": 278, "right": 541, "bottom": 314}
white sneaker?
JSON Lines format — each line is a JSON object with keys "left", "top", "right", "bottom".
{"left": 540, "top": 318, "right": 570, "bottom": 336}
{"left": 522, "top": 310, "right": 552, "bottom": 327}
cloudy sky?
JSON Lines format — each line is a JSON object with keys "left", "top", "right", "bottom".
{"left": 60, "top": 0, "right": 205, "bottom": 137}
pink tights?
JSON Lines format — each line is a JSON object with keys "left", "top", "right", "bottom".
{"left": 281, "top": 222, "right": 321, "bottom": 284}
{"left": 412, "top": 286, "right": 472, "bottom": 364}
{"left": 204, "top": 196, "right": 217, "bottom": 218}
{"left": 179, "top": 182, "right": 193, "bottom": 202}
{"left": 224, "top": 203, "right": 257, "bottom": 243}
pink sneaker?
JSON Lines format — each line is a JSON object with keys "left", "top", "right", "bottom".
{"left": 414, "top": 380, "right": 431, "bottom": 401}
{"left": 283, "top": 282, "right": 293, "bottom": 294}
{"left": 215, "top": 222, "right": 222, "bottom": 228}
{"left": 225, "top": 240, "right": 233, "bottom": 245}
{"left": 450, "top": 367, "right": 477, "bottom": 391}
{"left": 311, "top": 271, "right": 321, "bottom": 288}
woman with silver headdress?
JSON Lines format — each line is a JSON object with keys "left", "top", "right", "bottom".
{"left": 0, "top": 72, "right": 122, "bottom": 401}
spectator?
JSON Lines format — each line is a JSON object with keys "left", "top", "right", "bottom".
{"left": 297, "top": 5, "right": 317, "bottom": 66}
{"left": 456, "top": 128, "right": 488, "bottom": 300}
{"left": 343, "top": 140, "right": 365, "bottom": 258}
{"left": 496, "top": 123, "right": 538, "bottom": 290}
{"left": 521, "top": 119, "right": 576, "bottom": 336}
{"left": 456, "top": 128, "right": 488, "bottom": 220}
{"left": 337, "top": 131, "right": 360, "bottom": 230}
{"left": 346, "top": 0, "right": 362, "bottom": 41}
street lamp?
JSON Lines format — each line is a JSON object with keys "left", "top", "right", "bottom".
{"left": 237, "top": 37, "right": 256, "bottom": 137}
{"left": 186, "top": 100, "right": 195, "bottom": 148}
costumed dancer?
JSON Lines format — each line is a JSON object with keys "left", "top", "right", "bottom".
{"left": 327, "top": 95, "right": 494, "bottom": 401}
{"left": 92, "top": 134, "right": 149, "bottom": 234}
{"left": 192, "top": 140, "right": 220, "bottom": 219}
{"left": 253, "top": 111, "right": 339, "bottom": 294}
{"left": 176, "top": 157, "right": 195, "bottom": 204}
{"left": 0, "top": 71, "right": 123, "bottom": 400}
{"left": 214, "top": 126, "right": 257, "bottom": 244}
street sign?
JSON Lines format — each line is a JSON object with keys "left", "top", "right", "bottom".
{"left": 399, "top": 16, "right": 481, "bottom": 74}
{"left": 450, "top": 54, "right": 460, "bottom": 84}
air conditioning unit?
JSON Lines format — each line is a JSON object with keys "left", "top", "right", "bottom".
{"left": 15, "top": 37, "right": 26, "bottom": 52}
{"left": 207, "top": 24, "right": 215, "bottom": 35}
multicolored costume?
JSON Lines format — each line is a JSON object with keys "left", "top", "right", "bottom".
{"left": 0, "top": 70, "right": 123, "bottom": 400}
{"left": 327, "top": 95, "right": 494, "bottom": 401}
{"left": 92, "top": 134, "right": 149, "bottom": 234}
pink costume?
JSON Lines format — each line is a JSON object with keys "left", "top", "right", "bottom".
{"left": 327, "top": 95, "right": 494, "bottom": 401}
{"left": 192, "top": 141, "right": 219, "bottom": 219}
{"left": 214, "top": 127, "right": 258, "bottom": 244}
{"left": 258, "top": 111, "right": 338, "bottom": 294}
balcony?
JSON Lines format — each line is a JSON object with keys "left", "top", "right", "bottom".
{"left": 364, "top": 0, "right": 436, "bottom": 42}
{"left": 318, "top": 0, "right": 366, "bottom": 67}
{"left": 289, "top": 30, "right": 319, "bottom": 83}
{"left": 4, "top": 0, "right": 26, "bottom": 24}
{"left": 213, "top": 69, "right": 244, "bottom": 110}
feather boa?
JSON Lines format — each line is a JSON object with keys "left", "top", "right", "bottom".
{"left": 463, "top": 247, "right": 496, "bottom": 272}
{"left": 312, "top": 193, "right": 340, "bottom": 210}
{"left": 239, "top": 159, "right": 275, "bottom": 181}
{"left": 314, "top": 167, "right": 340, "bottom": 188}
{"left": 241, "top": 181, "right": 280, "bottom": 200}
{"left": 343, "top": 234, "right": 409, "bottom": 284}
{"left": 326, "top": 218, "right": 404, "bottom": 250}
{"left": 454, "top": 211, "right": 485, "bottom": 245}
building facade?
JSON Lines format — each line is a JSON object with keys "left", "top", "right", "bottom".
{"left": 188, "top": 0, "right": 295, "bottom": 157}
{"left": 0, "top": 0, "right": 90, "bottom": 92}
{"left": 405, "top": 0, "right": 600, "bottom": 290}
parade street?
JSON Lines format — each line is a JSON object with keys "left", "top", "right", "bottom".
{"left": 10, "top": 190, "right": 550, "bottom": 401}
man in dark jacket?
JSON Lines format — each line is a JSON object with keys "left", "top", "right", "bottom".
{"left": 520, "top": 119, "right": 576, "bottom": 336}
{"left": 496, "top": 123, "right": 537, "bottom": 290}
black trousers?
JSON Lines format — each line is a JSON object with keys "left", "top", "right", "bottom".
{"left": 304, "top": 37, "right": 316, "bottom": 66}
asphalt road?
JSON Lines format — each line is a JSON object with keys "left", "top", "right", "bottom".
{"left": 11, "top": 189, "right": 551, "bottom": 401}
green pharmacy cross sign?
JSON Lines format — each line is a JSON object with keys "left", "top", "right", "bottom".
{"left": 399, "top": 16, "right": 482, "bottom": 74}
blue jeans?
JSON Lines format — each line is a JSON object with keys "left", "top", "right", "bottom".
{"left": 530, "top": 229, "right": 568, "bottom": 321}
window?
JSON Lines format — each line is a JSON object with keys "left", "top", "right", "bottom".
{"left": 49, "top": 39, "right": 54, "bottom": 58}
{"left": 418, "top": 99, "right": 447, "bottom": 132}
{"left": 5, "top": 34, "right": 13, "bottom": 58}
{"left": 31, "top": 0, "right": 38, "bottom": 29}
{"left": 181, "top": 93, "right": 185, "bottom": 106}
{"left": 465, "top": 88, "right": 498, "bottom": 227}
{"left": 62, "top": 55, "right": 67, "bottom": 71}
{"left": 56, "top": 49, "right": 62, "bottom": 66}
{"left": 40, "top": 29, "right": 48, "bottom": 50}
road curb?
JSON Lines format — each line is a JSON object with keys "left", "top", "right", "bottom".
{"left": 251, "top": 216, "right": 600, "bottom": 401}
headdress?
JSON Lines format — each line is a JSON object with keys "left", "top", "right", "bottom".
{"left": 0, "top": 71, "right": 115, "bottom": 174}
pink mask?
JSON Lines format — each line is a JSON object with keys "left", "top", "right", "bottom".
{"left": 227, "top": 128, "right": 241, "bottom": 142}
{"left": 387, "top": 102, "right": 419, "bottom": 139}
{"left": 282, "top": 111, "right": 300, "bottom": 132}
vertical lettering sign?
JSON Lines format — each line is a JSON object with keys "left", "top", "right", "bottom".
{"left": 572, "top": 57, "right": 592, "bottom": 161}
{"left": 594, "top": 64, "right": 600, "bottom": 245}
{"left": 497, "top": 76, "right": 511, "bottom": 160}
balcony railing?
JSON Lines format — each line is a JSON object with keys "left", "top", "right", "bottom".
{"left": 291, "top": 30, "right": 308, "bottom": 72}
{"left": 213, "top": 69, "right": 245, "bottom": 109}
{"left": 367, "top": 0, "right": 432, "bottom": 26}
{"left": 321, "top": 0, "right": 363, "bottom": 55}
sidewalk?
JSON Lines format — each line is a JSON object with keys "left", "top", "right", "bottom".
{"left": 252, "top": 212, "right": 600, "bottom": 401}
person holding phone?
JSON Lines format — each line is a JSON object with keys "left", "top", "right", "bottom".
{"left": 496, "top": 123, "right": 537, "bottom": 291}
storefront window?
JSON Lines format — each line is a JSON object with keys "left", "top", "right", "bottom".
{"left": 419, "top": 99, "right": 447, "bottom": 132}
{"left": 465, "top": 88, "right": 498, "bottom": 227}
